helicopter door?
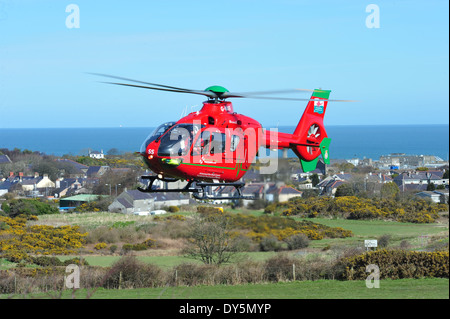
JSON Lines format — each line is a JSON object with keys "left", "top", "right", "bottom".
{"left": 191, "top": 128, "right": 244, "bottom": 165}
{"left": 191, "top": 128, "right": 225, "bottom": 163}
{"left": 224, "top": 129, "right": 244, "bottom": 165}
{"left": 192, "top": 130, "right": 211, "bottom": 157}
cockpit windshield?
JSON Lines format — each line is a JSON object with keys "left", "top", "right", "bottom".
{"left": 140, "top": 121, "right": 176, "bottom": 154}
{"left": 158, "top": 123, "right": 204, "bottom": 157}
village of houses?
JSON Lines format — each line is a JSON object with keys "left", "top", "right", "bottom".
{"left": 0, "top": 150, "right": 449, "bottom": 215}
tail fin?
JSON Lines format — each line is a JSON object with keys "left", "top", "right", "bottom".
{"left": 292, "top": 89, "right": 331, "bottom": 172}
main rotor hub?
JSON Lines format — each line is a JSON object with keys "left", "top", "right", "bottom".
{"left": 204, "top": 86, "right": 229, "bottom": 94}
{"left": 204, "top": 86, "right": 229, "bottom": 101}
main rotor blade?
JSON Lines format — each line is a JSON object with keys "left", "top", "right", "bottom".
{"left": 222, "top": 89, "right": 314, "bottom": 98}
{"left": 237, "top": 96, "right": 359, "bottom": 102}
{"left": 102, "top": 82, "right": 218, "bottom": 98}
{"left": 91, "top": 73, "right": 359, "bottom": 102}
{"left": 89, "top": 73, "right": 202, "bottom": 94}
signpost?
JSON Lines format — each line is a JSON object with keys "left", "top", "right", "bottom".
{"left": 364, "top": 239, "right": 378, "bottom": 251}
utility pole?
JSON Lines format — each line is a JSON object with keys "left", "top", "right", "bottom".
{"left": 105, "top": 184, "right": 111, "bottom": 196}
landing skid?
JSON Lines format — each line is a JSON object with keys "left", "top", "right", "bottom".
{"left": 137, "top": 175, "right": 254, "bottom": 200}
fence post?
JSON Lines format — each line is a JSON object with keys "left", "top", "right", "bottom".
{"left": 175, "top": 269, "right": 178, "bottom": 286}
{"left": 119, "top": 271, "right": 122, "bottom": 290}
{"left": 293, "top": 264, "right": 296, "bottom": 281}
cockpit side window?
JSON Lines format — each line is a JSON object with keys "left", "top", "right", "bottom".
{"left": 209, "top": 132, "right": 226, "bottom": 155}
{"left": 192, "top": 130, "right": 211, "bottom": 156}
{"left": 157, "top": 123, "right": 204, "bottom": 157}
{"left": 140, "top": 121, "right": 176, "bottom": 154}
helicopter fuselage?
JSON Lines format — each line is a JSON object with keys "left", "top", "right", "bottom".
{"left": 140, "top": 100, "right": 263, "bottom": 182}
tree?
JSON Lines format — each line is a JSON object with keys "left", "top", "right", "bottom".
{"left": 311, "top": 173, "right": 320, "bottom": 187}
{"left": 301, "top": 189, "right": 319, "bottom": 199}
{"left": 107, "top": 148, "right": 120, "bottom": 156}
{"left": 426, "top": 182, "right": 436, "bottom": 191}
{"left": 380, "top": 182, "right": 400, "bottom": 199}
{"left": 32, "top": 160, "right": 60, "bottom": 181}
{"left": 335, "top": 183, "right": 354, "bottom": 197}
{"left": 184, "top": 212, "right": 241, "bottom": 265}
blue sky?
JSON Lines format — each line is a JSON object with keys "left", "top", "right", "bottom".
{"left": 0, "top": 0, "right": 448, "bottom": 128}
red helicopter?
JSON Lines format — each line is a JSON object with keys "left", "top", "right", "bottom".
{"left": 92, "top": 74, "right": 354, "bottom": 200}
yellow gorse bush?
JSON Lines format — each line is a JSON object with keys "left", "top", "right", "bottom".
{"left": 276, "top": 196, "right": 446, "bottom": 223}
{"left": 94, "top": 242, "right": 108, "bottom": 250}
{"left": 0, "top": 216, "right": 87, "bottom": 262}
{"left": 342, "top": 249, "right": 449, "bottom": 280}
{"left": 195, "top": 212, "right": 352, "bottom": 242}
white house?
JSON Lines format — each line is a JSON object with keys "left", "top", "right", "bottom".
{"left": 415, "top": 191, "right": 442, "bottom": 203}
{"left": 89, "top": 150, "right": 105, "bottom": 159}
{"left": 21, "top": 173, "right": 55, "bottom": 192}
{"left": 108, "top": 189, "right": 190, "bottom": 214}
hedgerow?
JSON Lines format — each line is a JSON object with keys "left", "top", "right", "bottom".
{"left": 275, "top": 196, "right": 447, "bottom": 223}
{"left": 341, "top": 249, "right": 449, "bottom": 280}
{"left": 1, "top": 247, "right": 448, "bottom": 294}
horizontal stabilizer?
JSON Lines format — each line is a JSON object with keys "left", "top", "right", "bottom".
{"left": 300, "top": 157, "right": 319, "bottom": 173}
{"left": 320, "top": 137, "right": 331, "bottom": 165}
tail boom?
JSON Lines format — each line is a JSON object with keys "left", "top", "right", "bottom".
{"left": 263, "top": 89, "right": 332, "bottom": 172}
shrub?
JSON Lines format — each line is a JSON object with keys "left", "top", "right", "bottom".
{"left": 74, "top": 197, "right": 113, "bottom": 213}
{"left": 174, "top": 263, "right": 210, "bottom": 286}
{"left": 94, "top": 242, "right": 107, "bottom": 250}
{"left": 259, "top": 236, "right": 283, "bottom": 252}
{"left": 2, "top": 199, "right": 59, "bottom": 218}
{"left": 110, "top": 245, "right": 118, "bottom": 254}
{"left": 142, "top": 238, "right": 157, "bottom": 248}
{"left": 264, "top": 254, "right": 297, "bottom": 282}
{"left": 276, "top": 196, "right": 445, "bottom": 223}
{"left": 164, "top": 214, "right": 186, "bottom": 221}
{"left": 378, "top": 234, "right": 391, "bottom": 248}
{"left": 85, "top": 226, "right": 120, "bottom": 244}
{"left": 30, "top": 256, "right": 89, "bottom": 267}
{"left": 263, "top": 204, "right": 277, "bottom": 215}
{"left": 121, "top": 244, "right": 133, "bottom": 254}
{"left": 0, "top": 216, "right": 87, "bottom": 261}
{"left": 341, "top": 249, "right": 449, "bottom": 280}
{"left": 197, "top": 206, "right": 224, "bottom": 215}
{"left": 399, "top": 240, "right": 411, "bottom": 250}
{"left": 229, "top": 213, "right": 351, "bottom": 242}
{"left": 168, "top": 206, "right": 180, "bottom": 213}
{"left": 285, "top": 234, "right": 310, "bottom": 250}
{"left": 104, "top": 256, "right": 163, "bottom": 289}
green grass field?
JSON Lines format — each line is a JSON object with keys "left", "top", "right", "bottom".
{"left": 56, "top": 251, "right": 278, "bottom": 268}
{"left": 9, "top": 278, "right": 448, "bottom": 299}
{"left": 299, "top": 217, "right": 448, "bottom": 249}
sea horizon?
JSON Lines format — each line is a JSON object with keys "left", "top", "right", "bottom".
{"left": 0, "top": 124, "right": 448, "bottom": 161}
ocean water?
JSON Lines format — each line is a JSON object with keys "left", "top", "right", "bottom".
{"left": 0, "top": 125, "right": 448, "bottom": 160}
